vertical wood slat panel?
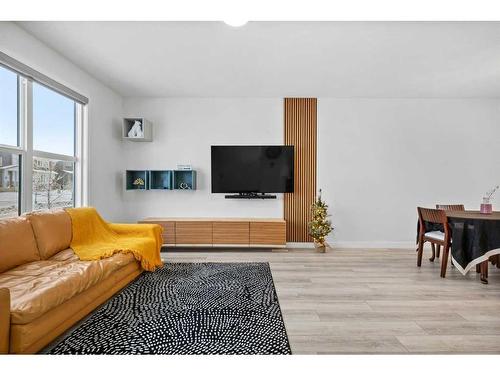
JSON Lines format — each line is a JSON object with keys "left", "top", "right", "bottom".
{"left": 284, "top": 98, "right": 317, "bottom": 243}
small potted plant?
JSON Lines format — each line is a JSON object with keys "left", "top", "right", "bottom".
{"left": 481, "top": 185, "right": 499, "bottom": 214}
{"left": 308, "top": 189, "right": 333, "bottom": 253}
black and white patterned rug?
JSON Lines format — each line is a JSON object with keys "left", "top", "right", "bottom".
{"left": 46, "top": 262, "right": 291, "bottom": 354}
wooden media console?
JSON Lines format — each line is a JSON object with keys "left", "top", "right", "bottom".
{"left": 139, "top": 218, "right": 286, "bottom": 248}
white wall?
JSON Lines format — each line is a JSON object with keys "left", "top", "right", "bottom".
{"left": 122, "top": 97, "right": 500, "bottom": 248}
{"left": 121, "top": 98, "right": 283, "bottom": 221}
{"left": 318, "top": 98, "right": 500, "bottom": 248}
{"left": 0, "top": 22, "right": 124, "bottom": 220}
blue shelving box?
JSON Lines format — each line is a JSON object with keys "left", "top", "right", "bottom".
{"left": 173, "top": 170, "right": 197, "bottom": 190}
{"left": 149, "top": 170, "right": 173, "bottom": 190}
{"left": 126, "top": 170, "right": 148, "bottom": 190}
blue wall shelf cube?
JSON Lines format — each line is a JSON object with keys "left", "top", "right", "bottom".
{"left": 149, "top": 170, "right": 173, "bottom": 190}
{"left": 125, "top": 169, "right": 196, "bottom": 191}
{"left": 126, "top": 170, "right": 148, "bottom": 190}
{"left": 173, "top": 170, "right": 197, "bottom": 190}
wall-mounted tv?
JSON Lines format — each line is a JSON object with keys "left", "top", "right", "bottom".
{"left": 211, "top": 145, "right": 294, "bottom": 194}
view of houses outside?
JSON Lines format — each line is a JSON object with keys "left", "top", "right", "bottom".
{"left": 0, "top": 152, "right": 74, "bottom": 218}
{"left": 0, "top": 152, "right": 20, "bottom": 218}
{"left": 32, "top": 157, "right": 74, "bottom": 211}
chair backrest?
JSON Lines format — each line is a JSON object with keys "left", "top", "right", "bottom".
{"left": 418, "top": 207, "right": 447, "bottom": 224}
{"left": 436, "top": 204, "right": 464, "bottom": 211}
{"left": 417, "top": 207, "right": 450, "bottom": 238}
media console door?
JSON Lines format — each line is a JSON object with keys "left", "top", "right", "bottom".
{"left": 175, "top": 221, "right": 213, "bottom": 246}
{"left": 249, "top": 222, "right": 286, "bottom": 247}
{"left": 213, "top": 221, "right": 250, "bottom": 246}
{"left": 139, "top": 218, "right": 286, "bottom": 248}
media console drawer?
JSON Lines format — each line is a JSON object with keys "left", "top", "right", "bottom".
{"left": 213, "top": 221, "right": 249, "bottom": 245}
{"left": 175, "top": 221, "right": 213, "bottom": 245}
{"left": 139, "top": 218, "right": 286, "bottom": 248}
{"left": 249, "top": 222, "right": 286, "bottom": 246}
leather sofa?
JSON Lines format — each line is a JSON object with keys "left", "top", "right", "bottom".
{"left": 0, "top": 210, "right": 143, "bottom": 354}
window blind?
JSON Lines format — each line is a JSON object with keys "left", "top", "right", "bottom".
{"left": 0, "top": 50, "right": 89, "bottom": 105}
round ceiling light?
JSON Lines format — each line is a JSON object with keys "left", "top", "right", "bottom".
{"left": 223, "top": 20, "right": 248, "bottom": 27}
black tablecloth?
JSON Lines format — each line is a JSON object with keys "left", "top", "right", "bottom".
{"left": 449, "top": 217, "right": 500, "bottom": 274}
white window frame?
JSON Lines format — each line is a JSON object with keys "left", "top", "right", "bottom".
{"left": 0, "top": 67, "right": 87, "bottom": 215}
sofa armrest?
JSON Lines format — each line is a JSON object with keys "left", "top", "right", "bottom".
{"left": 0, "top": 288, "right": 10, "bottom": 354}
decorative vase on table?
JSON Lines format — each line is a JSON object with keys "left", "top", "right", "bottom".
{"left": 480, "top": 185, "right": 498, "bottom": 215}
{"left": 308, "top": 189, "right": 333, "bottom": 253}
{"left": 480, "top": 197, "right": 493, "bottom": 215}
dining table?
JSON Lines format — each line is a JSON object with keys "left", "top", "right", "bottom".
{"left": 445, "top": 210, "right": 500, "bottom": 284}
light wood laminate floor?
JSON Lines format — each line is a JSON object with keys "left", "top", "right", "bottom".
{"left": 162, "top": 247, "right": 500, "bottom": 354}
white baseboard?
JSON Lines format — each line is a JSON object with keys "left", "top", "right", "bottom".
{"left": 330, "top": 241, "right": 415, "bottom": 249}
{"left": 286, "top": 241, "right": 416, "bottom": 249}
{"left": 286, "top": 242, "right": 315, "bottom": 248}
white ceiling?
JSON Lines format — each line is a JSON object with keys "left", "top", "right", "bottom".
{"left": 17, "top": 21, "right": 500, "bottom": 98}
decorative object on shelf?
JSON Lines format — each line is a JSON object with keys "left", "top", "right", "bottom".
{"left": 123, "top": 118, "right": 153, "bottom": 142}
{"left": 127, "top": 120, "right": 144, "bottom": 138}
{"left": 176, "top": 164, "right": 192, "bottom": 171}
{"left": 308, "top": 189, "right": 333, "bottom": 253}
{"left": 481, "top": 185, "right": 499, "bottom": 214}
{"left": 173, "top": 170, "right": 197, "bottom": 190}
{"left": 126, "top": 170, "right": 149, "bottom": 190}
{"left": 133, "top": 177, "right": 145, "bottom": 187}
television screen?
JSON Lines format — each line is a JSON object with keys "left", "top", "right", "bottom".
{"left": 211, "top": 146, "right": 294, "bottom": 193}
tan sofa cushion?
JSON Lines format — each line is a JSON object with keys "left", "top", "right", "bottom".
{"left": 9, "top": 262, "right": 141, "bottom": 354}
{"left": 0, "top": 217, "right": 40, "bottom": 273}
{"left": 27, "top": 210, "right": 72, "bottom": 259}
{"left": 0, "top": 248, "right": 136, "bottom": 324}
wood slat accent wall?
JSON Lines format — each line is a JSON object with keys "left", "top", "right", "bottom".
{"left": 284, "top": 98, "right": 317, "bottom": 243}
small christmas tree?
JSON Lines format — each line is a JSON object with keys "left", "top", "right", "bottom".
{"left": 308, "top": 189, "right": 333, "bottom": 247}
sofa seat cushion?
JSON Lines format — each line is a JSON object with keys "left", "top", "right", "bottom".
{"left": 0, "top": 248, "right": 136, "bottom": 324}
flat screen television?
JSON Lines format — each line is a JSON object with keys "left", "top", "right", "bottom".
{"left": 211, "top": 145, "right": 294, "bottom": 194}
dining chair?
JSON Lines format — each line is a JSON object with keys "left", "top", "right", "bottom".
{"left": 417, "top": 207, "right": 452, "bottom": 278}
{"left": 432, "top": 204, "right": 464, "bottom": 260}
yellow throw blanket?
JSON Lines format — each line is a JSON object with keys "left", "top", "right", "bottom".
{"left": 65, "top": 207, "right": 163, "bottom": 271}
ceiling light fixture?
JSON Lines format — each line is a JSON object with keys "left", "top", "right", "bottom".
{"left": 223, "top": 20, "right": 248, "bottom": 27}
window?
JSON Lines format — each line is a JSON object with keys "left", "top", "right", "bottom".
{"left": 0, "top": 66, "right": 21, "bottom": 218}
{"left": 33, "top": 83, "right": 77, "bottom": 210}
{"left": 0, "top": 61, "right": 86, "bottom": 217}
{"left": 0, "top": 67, "right": 18, "bottom": 147}
{"left": 33, "top": 83, "right": 75, "bottom": 156}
